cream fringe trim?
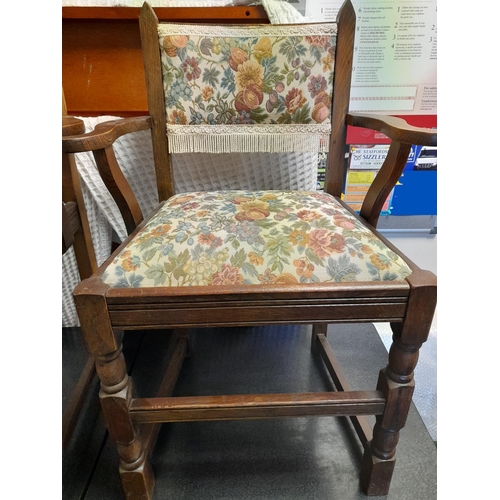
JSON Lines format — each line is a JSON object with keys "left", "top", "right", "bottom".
{"left": 158, "top": 23, "right": 337, "bottom": 38}
{"left": 167, "top": 124, "right": 331, "bottom": 153}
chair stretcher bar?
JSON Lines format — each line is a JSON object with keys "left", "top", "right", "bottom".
{"left": 130, "top": 390, "right": 386, "bottom": 424}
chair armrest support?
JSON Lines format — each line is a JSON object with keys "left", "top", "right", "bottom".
{"left": 345, "top": 113, "right": 437, "bottom": 228}
{"left": 62, "top": 116, "right": 152, "bottom": 154}
{"left": 62, "top": 116, "right": 151, "bottom": 235}
{"left": 346, "top": 112, "right": 437, "bottom": 147}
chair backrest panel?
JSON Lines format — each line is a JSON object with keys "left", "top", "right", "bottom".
{"left": 158, "top": 23, "right": 336, "bottom": 155}
{"left": 139, "top": 1, "right": 355, "bottom": 201}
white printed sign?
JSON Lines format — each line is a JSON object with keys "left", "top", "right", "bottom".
{"left": 305, "top": 0, "right": 437, "bottom": 115}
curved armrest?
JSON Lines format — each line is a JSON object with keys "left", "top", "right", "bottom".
{"left": 345, "top": 113, "right": 437, "bottom": 228}
{"left": 346, "top": 112, "right": 436, "bottom": 146}
{"left": 62, "top": 116, "right": 152, "bottom": 154}
{"left": 62, "top": 115, "right": 153, "bottom": 235}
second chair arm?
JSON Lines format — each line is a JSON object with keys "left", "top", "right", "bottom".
{"left": 345, "top": 112, "right": 437, "bottom": 228}
{"left": 62, "top": 116, "right": 152, "bottom": 154}
{"left": 62, "top": 116, "right": 153, "bottom": 235}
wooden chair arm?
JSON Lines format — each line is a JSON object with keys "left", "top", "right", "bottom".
{"left": 62, "top": 116, "right": 151, "bottom": 235}
{"left": 346, "top": 112, "right": 437, "bottom": 146}
{"left": 62, "top": 116, "right": 152, "bottom": 154}
{"left": 345, "top": 113, "right": 437, "bottom": 228}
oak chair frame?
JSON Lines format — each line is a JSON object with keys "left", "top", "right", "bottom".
{"left": 62, "top": 116, "right": 99, "bottom": 452}
{"left": 63, "top": 2, "right": 437, "bottom": 497}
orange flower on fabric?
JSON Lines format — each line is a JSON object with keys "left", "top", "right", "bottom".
{"left": 120, "top": 251, "right": 140, "bottom": 272}
{"left": 314, "top": 91, "right": 331, "bottom": 109}
{"left": 289, "top": 230, "right": 310, "bottom": 247}
{"left": 253, "top": 37, "right": 273, "bottom": 62}
{"left": 309, "top": 229, "right": 346, "bottom": 258}
{"left": 274, "top": 273, "right": 299, "bottom": 285}
{"left": 235, "top": 199, "right": 270, "bottom": 221}
{"left": 321, "top": 53, "right": 334, "bottom": 72}
{"left": 235, "top": 84, "right": 264, "bottom": 112}
{"left": 202, "top": 86, "right": 214, "bottom": 101}
{"left": 297, "top": 210, "right": 321, "bottom": 222}
{"left": 169, "top": 194, "right": 195, "bottom": 205}
{"left": 168, "top": 110, "right": 187, "bottom": 125}
{"left": 334, "top": 216, "right": 356, "bottom": 230}
{"left": 150, "top": 224, "right": 171, "bottom": 237}
{"left": 370, "top": 254, "right": 391, "bottom": 270}
{"left": 228, "top": 47, "right": 248, "bottom": 71}
{"left": 198, "top": 233, "right": 216, "bottom": 245}
{"left": 211, "top": 264, "right": 244, "bottom": 285}
{"left": 248, "top": 252, "right": 265, "bottom": 266}
{"left": 305, "top": 35, "right": 329, "bottom": 47}
{"left": 312, "top": 102, "right": 329, "bottom": 123}
{"left": 235, "top": 60, "right": 264, "bottom": 92}
{"left": 285, "top": 88, "right": 307, "bottom": 114}
{"left": 294, "top": 259, "right": 314, "bottom": 278}
{"left": 170, "top": 35, "right": 189, "bottom": 48}
{"left": 162, "top": 36, "right": 189, "bottom": 58}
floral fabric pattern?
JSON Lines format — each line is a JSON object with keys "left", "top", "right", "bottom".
{"left": 101, "top": 191, "right": 412, "bottom": 288}
{"left": 156, "top": 24, "right": 337, "bottom": 153}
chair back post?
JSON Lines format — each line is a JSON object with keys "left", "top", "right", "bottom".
{"left": 325, "top": 0, "right": 355, "bottom": 197}
{"left": 62, "top": 116, "right": 98, "bottom": 279}
{"left": 140, "top": 2, "right": 174, "bottom": 202}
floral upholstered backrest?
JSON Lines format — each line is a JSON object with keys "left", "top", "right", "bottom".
{"left": 157, "top": 23, "right": 337, "bottom": 154}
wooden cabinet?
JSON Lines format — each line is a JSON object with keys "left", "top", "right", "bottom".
{"left": 62, "top": 6, "right": 269, "bottom": 116}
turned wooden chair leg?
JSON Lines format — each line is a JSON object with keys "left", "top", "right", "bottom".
{"left": 360, "top": 270, "right": 436, "bottom": 495}
{"left": 360, "top": 328, "right": 419, "bottom": 495}
{"left": 95, "top": 345, "right": 154, "bottom": 499}
{"left": 74, "top": 282, "right": 155, "bottom": 500}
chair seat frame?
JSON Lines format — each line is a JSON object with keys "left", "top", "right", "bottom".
{"left": 63, "top": 1, "right": 437, "bottom": 497}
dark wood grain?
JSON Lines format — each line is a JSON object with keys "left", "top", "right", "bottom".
{"left": 325, "top": 0, "right": 356, "bottom": 197}
{"left": 139, "top": 3, "right": 173, "bottom": 201}
{"left": 130, "top": 390, "right": 386, "bottom": 423}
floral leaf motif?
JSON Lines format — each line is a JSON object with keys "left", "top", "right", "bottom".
{"left": 176, "top": 46, "right": 188, "bottom": 61}
{"left": 221, "top": 66, "right": 236, "bottom": 93}
{"left": 292, "top": 103, "right": 312, "bottom": 124}
{"left": 278, "top": 37, "right": 307, "bottom": 63}
{"left": 382, "top": 271, "right": 399, "bottom": 281}
{"left": 366, "top": 262, "right": 380, "bottom": 277}
{"left": 326, "top": 255, "right": 362, "bottom": 282}
{"left": 129, "top": 274, "right": 144, "bottom": 288}
{"left": 202, "top": 67, "right": 221, "bottom": 87}
{"left": 309, "top": 45, "right": 324, "bottom": 63}
{"left": 145, "top": 265, "right": 166, "bottom": 286}
{"left": 143, "top": 248, "right": 158, "bottom": 263}
{"left": 249, "top": 107, "right": 268, "bottom": 124}
{"left": 200, "top": 37, "right": 213, "bottom": 56}
{"left": 305, "top": 247, "right": 324, "bottom": 266}
{"left": 230, "top": 248, "right": 246, "bottom": 268}
{"left": 242, "top": 262, "right": 259, "bottom": 278}
{"left": 277, "top": 112, "right": 293, "bottom": 124}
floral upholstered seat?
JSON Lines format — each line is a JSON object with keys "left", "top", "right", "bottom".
{"left": 102, "top": 190, "right": 412, "bottom": 288}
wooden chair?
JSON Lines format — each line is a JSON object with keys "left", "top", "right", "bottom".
{"left": 63, "top": 2, "right": 437, "bottom": 497}
{"left": 62, "top": 116, "right": 98, "bottom": 452}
